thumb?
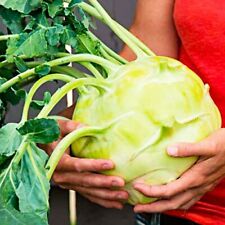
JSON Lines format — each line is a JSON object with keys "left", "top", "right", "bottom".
{"left": 58, "top": 120, "right": 84, "bottom": 136}
{"left": 166, "top": 140, "right": 215, "bottom": 157}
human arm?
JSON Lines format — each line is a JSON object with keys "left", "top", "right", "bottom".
{"left": 120, "top": 0, "right": 225, "bottom": 214}
{"left": 121, "top": 0, "right": 179, "bottom": 60}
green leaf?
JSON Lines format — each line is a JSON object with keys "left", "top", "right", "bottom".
{"left": 0, "top": 124, "right": 22, "bottom": 165}
{"left": 16, "top": 144, "right": 49, "bottom": 217}
{"left": 31, "top": 91, "right": 51, "bottom": 110}
{"left": 0, "top": 77, "right": 7, "bottom": 86}
{"left": 47, "top": 0, "right": 63, "bottom": 18}
{"left": 0, "top": 6, "right": 23, "bottom": 34}
{"left": 36, "top": 11, "right": 50, "bottom": 28}
{"left": 0, "top": 0, "right": 41, "bottom": 14}
{"left": 6, "top": 34, "right": 28, "bottom": 63}
{"left": 14, "top": 89, "right": 27, "bottom": 99}
{"left": 0, "top": 144, "right": 50, "bottom": 225}
{"left": 61, "top": 26, "right": 77, "bottom": 48}
{"left": 77, "top": 33, "right": 101, "bottom": 55}
{"left": 1, "top": 87, "right": 26, "bottom": 106}
{"left": 7, "top": 30, "right": 48, "bottom": 60}
{"left": 69, "top": 0, "right": 83, "bottom": 8}
{"left": 45, "top": 24, "right": 64, "bottom": 46}
{"left": 35, "top": 64, "right": 51, "bottom": 77}
{"left": 17, "top": 118, "right": 60, "bottom": 144}
{"left": 14, "top": 57, "right": 28, "bottom": 73}
{"left": 24, "top": 17, "right": 36, "bottom": 31}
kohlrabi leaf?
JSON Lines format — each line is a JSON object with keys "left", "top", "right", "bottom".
{"left": 35, "top": 64, "right": 51, "bottom": 77}
{"left": 45, "top": 24, "right": 64, "bottom": 46}
{"left": 17, "top": 118, "right": 60, "bottom": 144}
{"left": 0, "top": 6, "right": 23, "bottom": 34}
{"left": 6, "top": 34, "right": 28, "bottom": 63}
{"left": 61, "top": 26, "right": 77, "bottom": 48}
{"left": 31, "top": 91, "right": 51, "bottom": 110}
{"left": 0, "top": 123, "right": 22, "bottom": 165}
{"left": 47, "top": 0, "right": 63, "bottom": 18}
{"left": 0, "top": 143, "right": 50, "bottom": 225}
{"left": 7, "top": 30, "right": 48, "bottom": 60}
{"left": 16, "top": 144, "right": 50, "bottom": 218}
{"left": 69, "top": 0, "right": 84, "bottom": 8}
{"left": 14, "top": 57, "right": 28, "bottom": 73}
{"left": 0, "top": 0, "right": 41, "bottom": 14}
{"left": 1, "top": 87, "right": 25, "bottom": 105}
{"left": 0, "top": 77, "right": 7, "bottom": 85}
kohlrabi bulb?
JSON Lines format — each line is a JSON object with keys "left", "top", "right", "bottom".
{"left": 72, "top": 56, "right": 221, "bottom": 204}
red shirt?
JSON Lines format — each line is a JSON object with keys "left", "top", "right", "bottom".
{"left": 167, "top": 1, "right": 225, "bottom": 224}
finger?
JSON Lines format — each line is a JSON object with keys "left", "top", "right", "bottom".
{"left": 134, "top": 189, "right": 200, "bottom": 213}
{"left": 167, "top": 139, "right": 217, "bottom": 157}
{"left": 60, "top": 185, "right": 129, "bottom": 201}
{"left": 58, "top": 120, "right": 82, "bottom": 136}
{"left": 133, "top": 165, "right": 206, "bottom": 199}
{"left": 179, "top": 195, "right": 202, "bottom": 210}
{"left": 83, "top": 194, "right": 124, "bottom": 209}
{"left": 56, "top": 155, "right": 115, "bottom": 172}
{"left": 53, "top": 172, "right": 125, "bottom": 188}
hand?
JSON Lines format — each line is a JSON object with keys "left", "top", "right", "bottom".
{"left": 133, "top": 128, "right": 225, "bottom": 213}
{"left": 44, "top": 120, "right": 129, "bottom": 209}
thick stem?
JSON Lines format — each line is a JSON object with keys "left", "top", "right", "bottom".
{"left": 21, "top": 74, "right": 74, "bottom": 122}
{"left": 0, "top": 53, "right": 69, "bottom": 69}
{"left": 89, "top": 0, "right": 145, "bottom": 58}
{"left": 0, "top": 34, "right": 19, "bottom": 41}
{"left": 0, "top": 54, "right": 118, "bottom": 93}
{"left": 45, "top": 110, "right": 132, "bottom": 179}
{"left": 87, "top": 32, "right": 128, "bottom": 64}
{"left": 51, "top": 66, "right": 88, "bottom": 79}
{"left": 69, "top": 190, "right": 76, "bottom": 225}
{"left": 98, "top": 46, "right": 122, "bottom": 65}
{"left": 80, "top": 2, "right": 155, "bottom": 57}
{"left": 13, "top": 138, "right": 29, "bottom": 164}
{"left": 79, "top": 62, "right": 104, "bottom": 80}
{"left": 37, "top": 78, "right": 110, "bottom": 118}
{"left": 46, "top": 126, "right": 104, "bottom": 180}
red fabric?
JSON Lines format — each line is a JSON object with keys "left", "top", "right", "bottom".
{"left": 165, "top": 1, "right": 225, "bottom": 224}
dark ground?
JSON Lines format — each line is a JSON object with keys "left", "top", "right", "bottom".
{"left": 49, "top": 187, "right": 135, "bottom": 225}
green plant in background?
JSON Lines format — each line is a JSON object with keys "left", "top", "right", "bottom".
{"left": 0, "top": 0, "right": 221, "bottom": 225}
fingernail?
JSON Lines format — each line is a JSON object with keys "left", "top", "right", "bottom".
{"left": 167, "top": 146, "right": 178, "bottom": 156}
{"left": 102, "top": 163, "right": 113, "bottom": 170}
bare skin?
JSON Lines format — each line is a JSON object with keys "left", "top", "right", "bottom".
{"left": 46, "top": 0, "right": 225, "bottom": 211}
{"left": 134, "top": 129, "right": 225, "bottom": 213}
{"left": 130, "top": 0, "right": 225, "bottom": 214}
{"left": 44, "top": 108, "right": 129, "bottom": 209}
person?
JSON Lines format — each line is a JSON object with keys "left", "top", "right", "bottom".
{"left": 46, "top": 0, "right": 225, "bottom": 224}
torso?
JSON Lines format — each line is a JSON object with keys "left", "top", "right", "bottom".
{"left": 166, "top": 1, "right": 225, "bottom": 224}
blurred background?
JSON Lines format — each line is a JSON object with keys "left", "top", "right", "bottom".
{"left": 1, "top": 0, "right": 137, "bottom": 224}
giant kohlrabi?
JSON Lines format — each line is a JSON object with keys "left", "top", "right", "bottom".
{"left": 0, "top": 0, "right": 221, "bottom": 224}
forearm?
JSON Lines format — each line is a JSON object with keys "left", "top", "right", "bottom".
{"left": 122, "top": 0, "right": 179, "bottom": 60}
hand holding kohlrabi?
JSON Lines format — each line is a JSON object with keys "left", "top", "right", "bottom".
{"left": 0, "top": 0, "right": 221, "bottom": 225}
